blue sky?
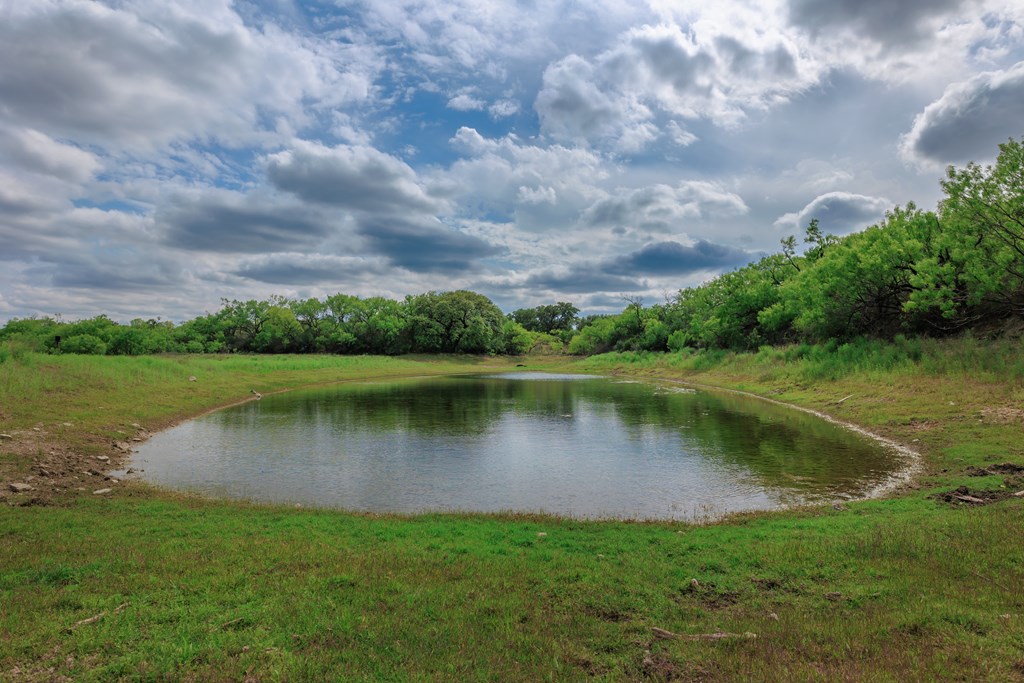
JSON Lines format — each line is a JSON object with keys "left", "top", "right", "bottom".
{"left": 1, "top": 0, "right": 1023, "bottom": 321}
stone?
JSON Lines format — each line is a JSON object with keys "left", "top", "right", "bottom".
{"left": 9, "top": 483, "right": 33, "bottom": 493}
{"left": 188, "top": 376, "right": 197, "bottom": 382}
{"left": 96, "top": 455, "right": 110, "bottom": 462}
{"left": 536, "top": 532, "right": 547, "bottom": 538}
{"left": 112, "top": 442, "right": 131, "bottom": 453}
{"left": 92, "top": 488, "right": 112, "bottom": 495}
{"left": 0, "top": 433, "right": 13, "bottom": 440}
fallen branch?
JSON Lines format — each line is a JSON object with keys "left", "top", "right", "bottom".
{"left": 953, "top": 494, "right": 986, "bottom": 504}
{"left": 834, "top": 394, "right": 855, "bottom": 405}
{"left": 66, "top": 603, "right": 128, "bottom": 633}
{"left": 652, "top": 627, "right": 757, "bottom": 641}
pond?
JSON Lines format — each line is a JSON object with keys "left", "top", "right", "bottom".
{"left": 129, "top": 372, "right": 907, "bottom": 520}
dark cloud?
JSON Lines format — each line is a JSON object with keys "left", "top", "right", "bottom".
{"left": 356, "top": 216, "right": 500, "bottom": 273}
{"left": 23, "top": 250, "right": 185, "bottom": 291}
{"left": 775, "top": 192, "right": 890, "bottom": 234}
{"left": 266, "top": 143, "right": 445, "bottom": 214}
{"left": 524, "top": 267, "right": 643, "bottom": 294}
{"left": 605, "top": 240, "right": 751, "bottom": 276}
{"left": 235, "top": 254, "right": 383, "bottom": 285}
{"left": 787, "top": 0, "right": 969, "bottom": 45}
{"left": 901, "top": 61, "right": 1024, "bottom": 165}
{"left": 158, "top": 193, "right": 335, "bottom": 253}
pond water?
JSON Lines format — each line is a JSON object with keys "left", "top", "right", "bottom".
{"left": 130, "top": 372, "right": 905, "bottom": 520}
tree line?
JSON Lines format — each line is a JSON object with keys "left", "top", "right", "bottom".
{"left": 2, "top": 139, "right": 1021, "bottom": 358}
{"left": 0, "top": 290, "right": 579, "bottom": 357}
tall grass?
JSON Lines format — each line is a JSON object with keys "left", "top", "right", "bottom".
{"left": 578, "top": 334, "right": 1024, "bottom": 384}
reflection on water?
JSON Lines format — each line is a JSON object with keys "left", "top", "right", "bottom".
{"left": 132, "top": 372, "right": 904, "bottom": 520}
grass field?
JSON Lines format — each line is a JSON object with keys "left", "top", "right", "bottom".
{"left": 1, "top": 344, "right": 1023, "bottom": 681}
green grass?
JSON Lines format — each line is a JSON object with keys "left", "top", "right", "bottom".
{"left": 2, "top": 345, "right": 1024, "bottom": 681}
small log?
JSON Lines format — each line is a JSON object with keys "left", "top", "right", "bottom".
{"left": 953, "top": 494, "right": 986, "bottom": 504}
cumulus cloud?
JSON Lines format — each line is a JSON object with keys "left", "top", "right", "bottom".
{"left": 157, "top": 190, "right": 338, "bottom": 253}
{"left": 774, "top": 192, "right": 891, "bottom": 234}
{"left": 787, "top": 0, "right": 969, "bottom": 46}
{"left": 442, "top": 127, "right": 608, "bottom": 231}
{"left": 535, "top": 21, "right": 815, "bottom": 149}
{"left": 356, "top": 215, "right": 500, "bottom": 274}
{"left": 900, "top": 61, "right": 1024, "bottom": 166}
{"left": 448, "top": 94, "right": 486, "bottom": 111}
{"left": 235, "top": 254, "right": 385, "bottom": 285}
{"left": 604, "top": 240, "right": 751, "bottom": 276}
{"left": 524, "top": 267, "right": 643, "bottom": 294}
{"left": 266, "top": 141, "right": 445, "bottom": 214}
{"left": 581, "top": 182, "right": 749, "bottom": 234}
{"left": 0, "top": 126, "right": 99, "bottom": 183}
{"left": 0, "top": 1, "right": 375, "bottom": 152}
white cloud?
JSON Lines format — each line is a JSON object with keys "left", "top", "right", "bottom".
{"left": 0, "top": 0, "right": 377, "bottom": 153}
{"left": 581, "top": 182, "right": 749, "bottom": 235}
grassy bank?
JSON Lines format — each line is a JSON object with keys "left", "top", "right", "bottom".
{"left": 1, "top": 345, "right": 1023, "bottom": 681}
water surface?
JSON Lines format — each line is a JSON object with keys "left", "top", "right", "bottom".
{"left": 131, "top": 373, "right": 903, "bottom": 519}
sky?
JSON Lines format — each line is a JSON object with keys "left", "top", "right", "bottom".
{"left": 1, "top": 0, "right": 1023, "bottom": 323}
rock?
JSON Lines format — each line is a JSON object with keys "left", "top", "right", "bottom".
{"left": 536, "top": 532, "right": 547, "bottom": 538}
{"left": 0, "top": 433, "right": 13, "bottom": 440}
{"left": 112, "top": 442, "right": 132, "bottom": 453}
{"left": 1013, "top": 490, "right": 1024, "bottom": 497}
{"left": 32, "top": 427, "right": 41, "bottom": 432}
{"left": 131, "top": 438, "right": 142, "bottom": 442}
{"left": 96, "top": 455, "right": 110, "bottom": 462}
{"left": 9, "top": 483, "right": 33, "bottom": 493}
{"left": 126, "top": 468, "right": 136, "bottom": 475}
{"left": 832, "top": 502, "right": 848, "bottom": 511}
{"left": 62, "top": 422, "right": 72, "bottom": 427}
{"left": 92, "top": 488, "right": 112, "bottom": 495}
{"left": 767, "top": 612, "right": 780, "bottom": 621}
{"left": 188, "top": 376, "right": 197, "bottom": 382}
{"left": 130, "top": 423, "right": 140, "bottom": 428}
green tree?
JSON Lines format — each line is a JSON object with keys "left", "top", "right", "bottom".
{"left": 404, "top": 291, "right": 505, "bottom": 353}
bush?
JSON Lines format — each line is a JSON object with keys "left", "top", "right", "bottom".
{"left": 60, "top": 334, "right": 107, "bottom": 355}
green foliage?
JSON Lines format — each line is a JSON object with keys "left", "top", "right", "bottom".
{"left": 60, "top": 333, "right": 108, "bottom": 355}
{"left": 404, "top": 290, "right": 506, "bottom": 353}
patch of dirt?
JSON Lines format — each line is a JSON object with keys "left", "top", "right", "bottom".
{"left": 0, "top": 423, "right": 149, "bottom": 507}
{"left": 583, "top": 604, "right": 632, "bottom": 623}
{"left": 641, "top": 650, "right": 686, "bottom": 681}
{"left": 966, "top": 463, "right": 1024, "bottom": 477}
{"left": 750, "top": 577, "right": 784, "bottom": 592}
{"left": 932, "top": 485, "right": 1022, "bottom": 507}
{"left": 979, "top": 406, "right": 1024, "bottom": 424}
{"left": 676, "top": 581, "right": 740, "bottom": 610}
